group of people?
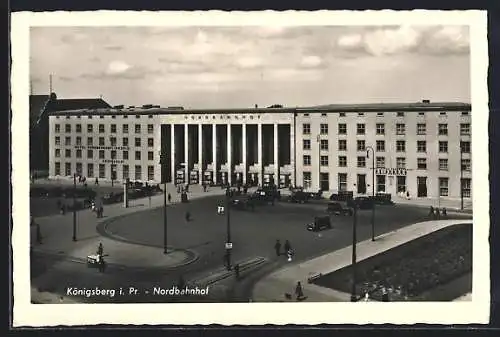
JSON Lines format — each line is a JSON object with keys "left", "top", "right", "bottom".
{"left": 274, "top": 239, "right": 294, "bottom": 261}
{"left": 429, "top": 206, "right": 447, "bottom": 219}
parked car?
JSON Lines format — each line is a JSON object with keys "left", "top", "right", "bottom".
{"left": 327, "top": 202, "right": 353, "bottom": 216}
{"left": 287, "top": 191, "right": 310, "bottom": 203}
{"left": 307, "top": 216, "right": 332, "bottom": 232}
{"left": 347, "top": 196, "right": 374, "bottom": 210}
{"left": 329, "top": 191, "right": 354, "bottom": 202}
{"left": 373, "top": 193, "right": 395, "bottom": 205}
{"left": 307, "top": 189, "right": 323, "bottom": 200}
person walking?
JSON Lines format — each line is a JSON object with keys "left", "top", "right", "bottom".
{"left": 97, "top": 242, "right": 104, "bottom": 257}
{"left": 295, "top": 281, "right": 304, "bottom": 301}
{"left": 95, "top": 177, "right": 99, "bottom": 185}
{"left": 185, "top": 210, "right": 191, "bottom": 222}
{"left": 168, "top": 193, "right": 172, "bottom": 203}
{"left": 274, "top": 239, "right": 282, "bottom": 257}
{"left": 429, "top": 206, "right": 434, "bottom": 217}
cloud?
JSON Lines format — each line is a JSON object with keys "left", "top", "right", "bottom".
{"left": 299, "top": 55, "right": 323, "bottom": 68}
{"left": 236, "top": 56, "right": 264, "bottom": 69}
{"left": 106, "top": 60, "right": 131, "bottom": 75}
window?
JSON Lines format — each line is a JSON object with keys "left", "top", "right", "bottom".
{"left": 357, "top": 140, "right": 366, "bottom": 151}
{"left": 338, "top": 139, "right": 347, "bottom": 151}
{"left": 439, "top": 141, "right": 448, "bottom": 153}
{"left": 396, "top": 157, "right": 406, "bottom": 169}
{"left": 123, "top": 137, "right": 129, "bottom": 147}
{"left": 303, "top": 172, "right": 312, "bottom": 189}
{"left": 396, "top": 140, "right": 406, "bottom": 152}
{"left": 461, "top": 141, "right": 471, "bottom": 153}
{"left": 76, "top": 149, "right": 82, "bottom": 158}
{"left": 99, "top": 137, "right": 105, "bottom": 146}
{"left": 320, "top": 123, "right": 328, "bottom": 135}
{"left": 338, "top": 123, "right": 347, "bottom": 135}
{"left": 358, "top": 112, "right": 364, "bottom": 116}
{"left": 55, "top": 149, "right": 60, "bottom": 157}
{"left": 338, "top": 173, "right": 348, "bottom": 192}
{"left": 357, "top": 123, "right": 365, "bottom": 135}
{"left": 357, "top": 156, "right": 366, "bottom": 168}
{"left": 123, "top": 165, "right": 129, "bottom": 179}
{"left": 111, "top": 124, "right": 117, "bottom": 133}
{"left": 417, "top": 123, "right": 426, "bottom": 135}
{"left": 148, "top": 138, "right": 154, "bottom": 147}
{"left": 99, "top": 164, "right": 105, "bottom": 178}
{"left": 376, "top": 140, "right": 385, "bottom": 152}
{"left": 439, "top": 158, "right": 448, "bottom": 171}
{"left": 148, "top": 124, "right": 154, "bottom": 134}
{"left": 76, "top": 163, "right": 82, "bottom": 175}
{"left": 65, "top": 124, "right": 71, "bottom": 133}
{"left": 110, "top": 137, "right": 117, "bottom": 147}
{"left": 99, "top": 150, "right": 105, "bottom": 159}
{"left": 100, "top": 115, "right": 104, "bottom": 119}
{"left": 321, "top": 113, "right": 327, "bottom": 117}
{"left": 135, "top": 151, "right": 141, "bottom": 160}
{"left": 135, "top": 115, "right": 140, "bottom": 119}
{"left": 76, "top": 136, "right": 82, "bottom": 146}
{"left": 417, "top": 158, "right": 427, "bottom": 170}
{"left": 87, "top": 115, "right": 93, "bottom": 119}
{"left": 376, "top": 123, "right": 385, "bottom": 135}
{"left": 417, "top": 141, "right": 426, "bottom": 153}
{"left": 55, "top": 124, "right": 60, "bottom": 133}
{"left": 148, "top": 115, "right": 153, "bottom": 119}
{"left": 65, "top": 136, "right": 71, "bottom": 146}
{"left": 65, "top": 149, "right": 71, "bottom": 158}
{"left": 65, "top": 163, "right": 71, "bottom": 176}
{"left": 438, "top": 124, "right": 448, "bottom": 136}
{"left": 87, "top": 137, "right": 93, "bottom": 146}
{"left": 461, "top": 159, "right": 471, "bottom": 172}
{"left": 320, "top": 155, "right": 329, "bottom": 166}
{"left": 461, "top": 178, "right": 471, "bottom": 198}
{"left": 135, "top": 165, "right": 142, "bottom": 180}
{"left": 99, "top": 124, "right": 105, "bottom": 133}
{"left": 135, "top": 138, "right": 141, "bottom": 147}
{"left": 87, "top": 124, "right": 93, "bottom": 133}
{"left": 376, "top": 157, "right": 385, "bottom": 168}
{"left": 460, "top": 123, "right": 471, "bottom": 135}
{"left": 87, "top": 163, "right": 94, "bottom": 178}
{"left": 302, "top": 123, "right": 311, "bottom": 135}
{"left": 87, "top": 149, "right": 93, "bottom": 159}
{"left": 112, "top": 115, "right": 116, "bottom": 119}
{"left": 339, "top": 112, "right": 346, "bottom": 117}
{"left": 123, "top": 151, "right": 129, "bottom": 160}
{"left": 303, "top": 139, "right": 311, "bottom": 150}
{"left": 303, "top": 113, "right": 310, "bottom": 117}
{"left": 377, "top": 112, "right": 384, "bottom": 116}
{"left": 111, "top": 150, "right": 117, "bottom": 159}
{"left": 55, "top": 136, "right": 60, "bottom": 146}
{"left": 338, "top": 156, "right": 347, "bottom": 167}
{"left": 148, "top": 151, "right": 154, "bottom": 161}
{"left": 303, "top": 155, "right": 311, "bottom": 166}
{"left": 123, "top": 115, "right": 128, "bottom": 119}
{"left": 439, "top": 177, "right": 449, "bottom": 196}
{"left": 462, "top": 111, "right": 470, "bottom": 116}
{"left": 54, "top": 162, "right": 61, "bottom": 175}
{"left": 397, "top": 112, "right": 404, "bottom": 117}
{"left": 396, "top": 123, "right": 406, "bottom": 135}
{"left": 440, "top": 112, "right": 447, "bottom": 116}
{"left": 397, "top": 176, "right": 406, "bottom": 193}
{"left": 320, "top": 139, "right": 329, "bottom": 151}
{"left": 135, "top": 124, "right": 141, "bottom": 134}
{"left": 418, "top": 112, "right": 425, "bottom": 116}
{"left": 123, "top": 124, "right": 129, "bottom": 133}
{"left": 376, "top": 175, "right": 386, "bottom": 192}
{"left": 148, "top": 166, "right": 154, "bottom": 180}
{"left": 76, "top": 124, "right": 82, "bottom": 133}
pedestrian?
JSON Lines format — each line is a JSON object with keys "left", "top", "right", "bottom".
{"left": 185, "top": 211, "right": 191, "bottom": 222}
{"left": 381, "top": 287, "right": 390, "bottom": 302}
{"left": 97, "top": 242, "right": 104, "bottom": 257}
{"left": 284, "top": 240, "right": 291, "bottom": 255}
{"left": 442, "top": 207, "right": 447, "bottom": 217}
{"left": 435, "top": 208, "right": 440, "bottom": 219}
{"left": 295, "top": 281, "right": 304, "bottom": 301}
{"left": 203, "top": 184, "right": 207, "bottom": 192}
{"left": 234, "top": 264, "right": 240, "bottom": 280}
{"left": 363, "top": 292, "right": 370, "bottom": 302}
{"left": 95, "top": 177, "right": 99, "bottom": 185}
{"left": 60, "top": 204, "right": 66, "bottom": 215}
{"left": 36, "top": 223, "right": 42, "bottom": 244}
{"left": 274, "top": 239, "right": 282, "bottom": 256}
{"left": 168, "top": 193, "right": 172, "bottom": 203}
{"left": 429, "top": 206, "right": 434, "bottom": 217}
{"left": 148, "top": 192, "right": 152, "bottom": 208}
{"left": 98, "top": 256, "right": 106, "bottom": 273}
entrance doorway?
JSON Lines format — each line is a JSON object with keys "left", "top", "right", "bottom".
{"left": 357, "top": 174, "right": 366, "bottom": 194}
{"left": 320, "top": 172, "right": 329, "bottom": 191}
{"left": 417, "top": 176, "right": 427, "bottom": 197}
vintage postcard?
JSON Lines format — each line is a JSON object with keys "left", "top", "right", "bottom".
{"left": 11, "top": 10, "right": 489, "bottom": 326}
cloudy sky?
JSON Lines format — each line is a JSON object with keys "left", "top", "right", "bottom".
{"left": 30, "top": 25, "right": 470, "bottom": 108}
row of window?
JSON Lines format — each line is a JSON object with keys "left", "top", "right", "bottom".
{"left": 303, "top": 139, "right": 472, "bottom": 153}
{"left": 54, "top": 162, "right": 155, "bottom": 180}
{"left": 303, "top": 123, "right": 471, "bottom": 136}
{"left": 55, "top": 123, "right": 155, "bottom": 134}
{"left": 302, "top": 172, "right": 472, "bottom": 197}
{"left": 55, "top": 149, "right": 155, "bottom": 161}
{"left": 303, "top": 111, "right": 470, "bottom": 118}
{"left": 302, "top": 154, "right": 472, "bottom": 171}
{"left": 54, "top": 136, "right": 154, "bottom": 147}
{"left": 55, "top": 114, "right": 154, "bottom": 120}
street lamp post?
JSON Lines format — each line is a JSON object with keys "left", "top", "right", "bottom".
{"left": 460, "top": 143, "right": 464, "bottom": 210}
{"left": 160, "top": 153, "right": 168, "bottom": 254}
{"left": 366, "top": 146, "right": 376, "bottom": 241}
{"left": 72, "top": 173, "right": 77, "bottom": 242}
{"left": 317, "top": 134, "right": 321, "bottom": 191}
{"left": 350, "top": 204, "right": 358, "bottom": 302}
{"left": 225, "top": 186, "right": 232, "bottom": 270}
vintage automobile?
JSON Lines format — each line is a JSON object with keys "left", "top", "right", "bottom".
{"left": 327, "top": 202, "right": 353, "bottom": 216}
{"left": 329, "top": 191, "right": 354, "bottom": 202}
{"left": 87, "top": 254, "right": 105, "bottom": 268}
{"left": 287, "top": 190, "right": 310, "bottom": 203}
{"left": 306, "top": 216, "right": 332, "bottom": 232}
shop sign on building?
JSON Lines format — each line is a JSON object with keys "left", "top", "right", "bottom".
{"left": 375, "top": 168, "right": 407, "bottom": 176}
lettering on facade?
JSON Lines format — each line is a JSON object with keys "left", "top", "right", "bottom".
{"left": 375, "top": 168, "right": 407, "bottom": 176}
{"left": 102, "top": 159, "right": 124, "bottom": 164}
{"left": 84, "top": 146, "right": 130, "bottom": 150}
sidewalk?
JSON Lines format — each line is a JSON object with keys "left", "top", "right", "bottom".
{"left": 252, "top": 218, "right": 473, "bottom": 302}
{"left": 30, "top": 183, "right": 234, "bottom": 272}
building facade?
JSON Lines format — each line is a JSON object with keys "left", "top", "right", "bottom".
{"left": 47, "top": 101, "right": 472, "bottom": 200}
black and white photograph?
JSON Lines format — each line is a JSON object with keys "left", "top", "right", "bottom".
{"left": 11, "top": 10, "right": 489, "bottom": 326}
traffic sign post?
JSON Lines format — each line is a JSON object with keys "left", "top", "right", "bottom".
{"left": 217, "top": 205, "right": 225, "bottom": 215}
{"left": 225, "top": 242, "right": 233, "bottom": 249}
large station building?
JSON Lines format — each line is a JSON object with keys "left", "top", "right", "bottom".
{"left": 47, "top": 100, "right": 472, "bottom": 200}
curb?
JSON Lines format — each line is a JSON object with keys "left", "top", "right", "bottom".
{"left": 192, "top": 257, "right": 269, "bottom": 286}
